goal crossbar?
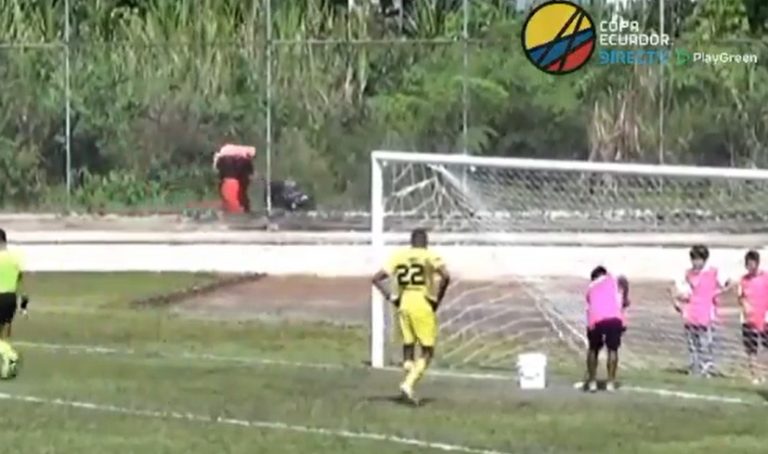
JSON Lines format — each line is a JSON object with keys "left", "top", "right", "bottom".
{"left": 372, "top": 150, "right": 768, "bottom": 180}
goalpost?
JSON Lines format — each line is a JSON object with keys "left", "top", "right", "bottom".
{"left": 370, "top": 150, "right": 768, "bottom": 377}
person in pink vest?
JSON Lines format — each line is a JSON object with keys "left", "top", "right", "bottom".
{"left": 738, "top": 250, "right": 768, "bottom": 384}
{"left": 671, "top": 245, "right": 731, "bottom": 377}
{"left": 583, "top": 266, "right": 630, "bottom": 393}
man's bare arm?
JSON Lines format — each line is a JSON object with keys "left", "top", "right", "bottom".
{"left": 617, "top": 275, "right": 630, "bottom": 309}
{"left": 17, "top": 270, "right": 28, "bottom": 314}
{"left": 736, "top": 284, "right": 750, "bottom": 315}
{"left": 717, "top": 277, "right": 736, "bottom": 296}
{"left": 668, "top": 284, "right": 683, "bottom": 313}
{"left": 371, "top": 270, "right": 394, "bottom": 302}
{"left": 738, "top": 293, "right": 750, "bottom": 312}
{"left": 434, "top": 265, "right": 451, "bottom": 307}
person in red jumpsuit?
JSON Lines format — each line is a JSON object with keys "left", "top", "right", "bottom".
{"left": 213, "top": 145, "right": 255, "bottom": 213}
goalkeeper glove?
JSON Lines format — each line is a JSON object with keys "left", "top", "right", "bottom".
{"left": 19, "top": 295, "right": 29, "bottom": 316}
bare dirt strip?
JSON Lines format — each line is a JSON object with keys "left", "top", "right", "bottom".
{"left": 175, "top": 275, "right": 675, "bottom": 323}
{"left": 176, "top": 277, "right": 546, "bottom": 322}
{"left": 174, "top": 276, "right": 752, "bottom": 374}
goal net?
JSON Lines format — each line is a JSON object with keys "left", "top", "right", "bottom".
{"left": 369, "top": 150, "right": 768, "bottom": 379}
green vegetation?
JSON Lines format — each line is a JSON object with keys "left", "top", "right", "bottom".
{"left": 1, "top": 0, "right": 767, "bottom": 212}
{"left": 2, "top": 272, "right": 768, "bottom": 453}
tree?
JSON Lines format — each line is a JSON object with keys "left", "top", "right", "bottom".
{"left": 0, "top": 0, "right": 765, "bottom": 210}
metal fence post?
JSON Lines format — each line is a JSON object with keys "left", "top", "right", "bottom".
{"left": 65, "top": 0, "right": 72, "bottom": 208}
{"left": 265, "top": 0, "right": 273, "bottom": 215}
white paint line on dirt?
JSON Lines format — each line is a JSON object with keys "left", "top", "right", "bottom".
{"left": 16, "top": 341, "right": 759, "bottom": 406}
{"left": 0, "top": 392, "right": 511, "bottom": 454}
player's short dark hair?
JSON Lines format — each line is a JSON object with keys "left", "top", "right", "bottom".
{"left": 590, "top": 265, "right": 608, "bottom": 281}
{"left": 0, "top": 229, "right": 6, "bottom": 243}
{"left": 746, "top": 249, "right": 760, "bottom": 263}
{"left": 689, "top": 244, "right": 709, "bottom": 261}
{"left": 410, "top": 228, "right": 428, "bottom": 247}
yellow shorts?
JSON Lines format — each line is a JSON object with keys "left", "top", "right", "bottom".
{"left": 398, "top": 296, "right": 437, "bottom": 348}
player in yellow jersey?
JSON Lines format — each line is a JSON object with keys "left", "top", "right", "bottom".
{"left": 372, "top": 228, "right": 451, "bottom": 404}
{"left": 0, "top": 229, "right": 24, "bottom": 379}
{"left": 0, "top": 229, "right": 25, "bottom": 340}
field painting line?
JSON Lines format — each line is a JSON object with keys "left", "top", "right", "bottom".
{"left": 16, "top": 341, "right": 758, "bottom": 406}
{"left": 15, "top": 341, "right": 349, "bottom": 370}
{"left": 0, "top": 392, "right": 512, "bottom": 454}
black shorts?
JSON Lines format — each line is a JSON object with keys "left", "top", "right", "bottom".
{"left": 0, "top": 293, "right": 17, "bottom": 325}
{"left": 742, "top": 324, "right": 768, "bottom": 354}
{"left": 587, "top": 318, "right": 623, "bottom": 352}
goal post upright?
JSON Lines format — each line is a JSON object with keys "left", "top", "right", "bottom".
{"left": 370, "top": 152, "right": 386, "bottom": 369}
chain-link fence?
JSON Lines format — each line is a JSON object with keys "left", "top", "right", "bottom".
{"left": 0, "top": 1, "right": 766, "bottom": 216}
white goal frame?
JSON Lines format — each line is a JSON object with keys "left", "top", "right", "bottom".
{"left": 369, "top": 150, "right": 768, "bottom": 370}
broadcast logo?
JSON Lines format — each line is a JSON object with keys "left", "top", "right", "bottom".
{"left": 597, "top": 14, "right": 671, "bottom": 65}
{"left": 521, "top": 1, "right": 596, "bottom": 75}
{"left": 521, "top": 1, "right": 673, "bottom": 72}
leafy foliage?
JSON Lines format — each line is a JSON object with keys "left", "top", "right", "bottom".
{"left": 0, "top": 0, "right": 766, "bottom": 211}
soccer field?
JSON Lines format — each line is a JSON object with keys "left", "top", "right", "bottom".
{"left": 2, "top": 273, "right": 768, "bottom": 454}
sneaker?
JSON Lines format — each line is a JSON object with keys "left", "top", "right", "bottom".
{"left": 605, "top": 381, "right": 616, "bottom": 392}
{"left": 586, "top": 381, "right": 598, "bottom": 393}
{"left": 399, "top": 383, "right": 418, "bottom": 405}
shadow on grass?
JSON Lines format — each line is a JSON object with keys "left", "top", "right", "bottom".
{"left": 365, "top": 395, "right": 436, "bottom": 407}
{"left": 663, "top": 366, "right": 690, "bottom": 376}
{"left": 569, "top": 379, "right": 613, "bottom": 392}
{"left": 662, "top": 367, "right": 728, "bottom": 380}
{"left": 755, "top": 389, "right": 768, "bottom": 402}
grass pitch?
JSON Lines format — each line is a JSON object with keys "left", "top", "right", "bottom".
{"left": 1, "top": 273, "right": 767, "bottom": 454}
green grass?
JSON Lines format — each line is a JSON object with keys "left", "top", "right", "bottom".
{"left": 2, "top": 273, "right": 768, "bottom": 454}
{"left": 27, "top": 272, "right": 219, "bottom": 309}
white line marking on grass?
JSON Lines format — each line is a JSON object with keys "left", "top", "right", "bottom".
{"left": 17, "top": 342, "right": 513, "bottom": 379}
{"left": 15, "top": 342, "right": 348, "bottom": 370}
{"left": 18, "top": 342, "right": 124, "bottom": 355}
{"left": 0, "top": 392, "right": 512, "bottom": 454}
{"left": 17, "top": 341, "right": 757, "bottom": 406}
{"left": 621, "top": 386, "right": 751, "bottom": 404}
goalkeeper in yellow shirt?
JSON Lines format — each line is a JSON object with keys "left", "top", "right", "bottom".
{"left": 372, "top": 228, "right": 451, "bottom": 404}
{"left": 0, "top": 229, "right": 24, "bottom": 379}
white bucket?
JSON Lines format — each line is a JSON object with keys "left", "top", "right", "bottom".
{"left": 517, "top": 352, "right": 547, "bottom": 390}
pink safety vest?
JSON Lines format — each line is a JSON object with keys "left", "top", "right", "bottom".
{"left": 683, "top": 266, "right": 720, "bottom": 326}
{"left": 586, "top": 274, "right": 623, "bottom": 329}
{"left": 740, "top": 271, "right": 768, "bottom": 330}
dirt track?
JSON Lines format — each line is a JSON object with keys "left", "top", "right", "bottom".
{"left": 175, "top": 275, "right": 754, "bottom": 373}
{"left": 176, "top": 276, "right": 565, "bottom": 321}
{"left": 177, "top": 276, "right": 371, "bottom": 322}
{"left": 175, "top": 275, "right": 677, "bottom": 323}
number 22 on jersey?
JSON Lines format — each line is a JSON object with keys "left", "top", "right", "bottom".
{"left": 395, "top": 262, "right": 426, "bottom": 288}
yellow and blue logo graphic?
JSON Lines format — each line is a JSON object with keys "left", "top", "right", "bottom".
{"left": 522, "top": 1, "right": 596, "bottom": 74}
